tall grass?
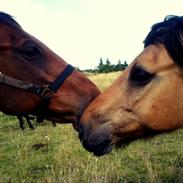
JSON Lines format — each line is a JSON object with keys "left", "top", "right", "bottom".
{"left": 0, "top": 72, "right": 183, "bottom": 183}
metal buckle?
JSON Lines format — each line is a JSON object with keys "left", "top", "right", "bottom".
{"left": 40, "top": 85, "right": 54, "bottom": 100}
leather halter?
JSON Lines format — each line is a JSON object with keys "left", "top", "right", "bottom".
{"left": 0, "top": 64, "right": 74, "bottom": 100}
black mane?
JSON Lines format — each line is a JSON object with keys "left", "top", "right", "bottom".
{"left": 0, "top": 12, "right": 21, "bottom": 29}
{"left": 144, "top": 15, "right": 183, "bottom": 67}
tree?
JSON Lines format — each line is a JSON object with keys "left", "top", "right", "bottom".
{"left": 103, "top": 58, "right": 112, "bottom": 73}
{"left": 89, "top": 58, "right": 129, "bottom": 73}
{"left": 106, "top": 58, "right": 111, "bottom": 66}
{"left": 116, "top": 59, "right": 123, "bottom": 71}
{"left": 98, "top": 57, "right": 105, "bottom": 73}
{"left": 122, "top": 60, "right": 128, "bottom": 70}
{"left": 99, "top": 57, "right": 103, "bottom": 66}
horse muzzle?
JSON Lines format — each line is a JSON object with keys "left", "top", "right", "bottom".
{"left": 79, "top": 122, "right": 113, "bottom": 156}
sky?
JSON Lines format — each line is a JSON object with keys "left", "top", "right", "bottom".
{"left": 1, "top": 0, "right": 183, "bottom": 69}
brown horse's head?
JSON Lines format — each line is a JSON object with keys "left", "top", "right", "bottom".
{"left": 79, "top": 15, "right": 183, "bottom": 156}
{"left": 0, "top": 12, "right": 100, "bottom": 129}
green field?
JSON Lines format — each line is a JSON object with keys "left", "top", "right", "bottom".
{"left": 0, "top": 72, "right": 183, "bottom": 183}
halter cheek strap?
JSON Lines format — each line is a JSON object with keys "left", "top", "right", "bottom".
{"left": 0, "top": 64, "right": 75, "bottom": 100}
{"left": 47, "top": 64, "right": 74, "bottom": 93}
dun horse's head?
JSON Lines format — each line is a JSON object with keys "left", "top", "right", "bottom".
{"left": 79, "top": 15, "right": 183, "bottom": 156}
{"left": 0, "top": 12, "right": 100, "bottom": 129}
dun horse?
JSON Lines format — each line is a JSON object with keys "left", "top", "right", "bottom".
{"left": 79, "top": 15, "right": 183, "bottom": 156}
{"left": 0, "top": 12, "right": 100, "bottom": 130}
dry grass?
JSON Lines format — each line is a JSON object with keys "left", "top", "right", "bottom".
{"left": 86, "top": 71, "right": 121, "bottom": 91}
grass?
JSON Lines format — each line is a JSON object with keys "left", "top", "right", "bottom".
{"left": 86, "top": 71, "right": 121, "bottom": 91}
{"left": 0, "top": 71, "right": 183, "bottom": 183}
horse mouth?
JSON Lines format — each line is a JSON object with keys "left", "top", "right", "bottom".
{"left": 82, "top": 138, "right": 113, "bottom": 156}
{"left": 91, "top": 139, "right": 132, "bottom": 156}
{"left": 93, "top": 144, "right": 113, "bottom": 156}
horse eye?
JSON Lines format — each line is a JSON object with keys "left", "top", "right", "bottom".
{"left": 20, "top": 42, "right": 42, "bottom": 60}
{"left": 130, "top": 66, "right": 154, "bottom": 86}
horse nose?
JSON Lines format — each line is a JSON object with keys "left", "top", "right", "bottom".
{"left": 78, "top": 124, "right": 94, "bottom": 152}
{"left": 79, "top": 123, "right": 91, "bottom": 145}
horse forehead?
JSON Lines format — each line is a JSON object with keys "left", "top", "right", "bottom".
{"left": 135, "top": 44, "right": 174, "bottom": 70}
{"left": 0, "top": 23, "right": 26, "bottom": 45}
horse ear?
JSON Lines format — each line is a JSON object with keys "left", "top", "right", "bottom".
{"left": 0, "top": 12, "right": 21, "bottom": 29}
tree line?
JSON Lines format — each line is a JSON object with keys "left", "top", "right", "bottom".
{"left": 81, "top": 58, "right": 128, "bottom": 73}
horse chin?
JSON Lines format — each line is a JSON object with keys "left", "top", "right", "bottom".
{"left": 115, "top": 139, "right": 131, "bottom": 149}
{"left": 114, "top": 128, "right": 160, "bottom": 149}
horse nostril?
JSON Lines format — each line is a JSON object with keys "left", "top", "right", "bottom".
{"left": 79, "top": 124, "right": 84, "bottom": 141}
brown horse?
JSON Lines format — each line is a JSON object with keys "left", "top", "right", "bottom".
{"left": 0, "top": 12, "right": 100, "bottom": 130}
{"left": 79, "top": 15, "right": 183, "bottom": 156}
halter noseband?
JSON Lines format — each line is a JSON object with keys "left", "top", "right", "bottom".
{"left": 0, "top": 64, "right": 74, "bottom": 100}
